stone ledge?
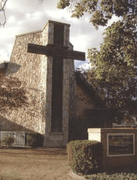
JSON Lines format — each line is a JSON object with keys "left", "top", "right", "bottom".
{"left": 16, "top": 30, "right": 42, "bottom": 37}
{"left": 49, "top": 132, "right": 64, "bottom": 141}
{"left": 50, "top": 132, "right": 64, "bottom": 135}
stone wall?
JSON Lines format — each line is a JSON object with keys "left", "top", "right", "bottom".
{"left": 0, "top": 20, "right": 76, "bottom": 147}
{"left": 4, "top": 30, "right": 46, "bottom": 133}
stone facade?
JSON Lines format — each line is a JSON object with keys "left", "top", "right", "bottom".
{"left": 0, "top": 20, "right": 75, "bottom": 147}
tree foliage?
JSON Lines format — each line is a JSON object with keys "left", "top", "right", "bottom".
{"left": 57, "top": 0, "right": 137, "bottom": 29}
{"left": 58, "top": 0, "right": 137, "bottom": 111}
{"left": 87, "top": 2, "right": 137, "bottom": 110}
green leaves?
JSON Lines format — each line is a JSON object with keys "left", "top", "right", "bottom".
{"left": 87, "top": 18, "right": 137, "bottom": 109}
{"left": 57, "top": 0, "right": 70, "bottom": 9}
{"left": 57, "top": 0, "right": 137, "bottom": 28}
{"left": 90, "top": 10, "right": 108, "bottom": 29}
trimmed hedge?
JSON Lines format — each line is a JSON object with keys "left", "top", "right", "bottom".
{"left": 67, "top": 140, "right": 103, "bottom": 175}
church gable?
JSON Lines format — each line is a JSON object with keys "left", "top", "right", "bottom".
{"left": 75, "top": 71, "right": 105, "bottom": 119}
{"left": 0, "top": 20, "right": 85, "bottom": 147}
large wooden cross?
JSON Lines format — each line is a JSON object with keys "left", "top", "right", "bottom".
{"left": 28, "top": 23, "right": 85, "bottom": 132}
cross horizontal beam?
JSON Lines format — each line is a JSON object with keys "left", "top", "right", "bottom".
{"left": 28, "top": 43, "right": 85, "bottom": 61}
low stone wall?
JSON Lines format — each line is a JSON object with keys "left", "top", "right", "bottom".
{"left": 88, "top": 128, "right": 137, "bottom": 171}
{"left": 0, "top": 131, "right": 27, "bottom": 147}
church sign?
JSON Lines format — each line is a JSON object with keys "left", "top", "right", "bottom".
{"left": 88, "top": 128, "right": 137, "bottom": 170}
{"left": 107, "top": 133, "right": 135, "bottom": 156}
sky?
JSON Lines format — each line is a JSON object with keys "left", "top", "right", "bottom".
{"left": 0, "top": 0, "right": 112, "bottom": 68}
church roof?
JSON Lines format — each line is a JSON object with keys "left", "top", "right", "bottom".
{"left": 75, "top": 71, "right": 105, "bottom": 108}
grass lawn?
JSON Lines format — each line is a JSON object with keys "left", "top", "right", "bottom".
{"left": 0, "top": 147, "right": 137, "bottom": 180}
{"left": 0, "top": 148, "right": 74, "bottom": 180}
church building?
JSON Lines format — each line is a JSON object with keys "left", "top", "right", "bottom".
{"left": 0, "top": 20, "right": 106, "bottom": 147}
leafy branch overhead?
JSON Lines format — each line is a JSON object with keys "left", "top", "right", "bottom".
{"left": 57, "top": 0, "right": 137, "bottom": 29}
{"left": 86, "top": 1, "right": 137, "bottom": 110}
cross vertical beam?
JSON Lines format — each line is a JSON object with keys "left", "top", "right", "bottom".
{"left": 51, "top": 56, "right": 63, "bottom": 132}
{"left": 27, "top": 21, "right": 85, "bottom": 135}
{"left": 51, "top": 24, "right": 64, "bottom": 132}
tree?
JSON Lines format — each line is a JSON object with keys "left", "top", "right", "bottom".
{"left": 87, "top": 19, "right": 137, "bottom": 110}
{"left": 58, "top": 0, "right": 137, "bottom": 111}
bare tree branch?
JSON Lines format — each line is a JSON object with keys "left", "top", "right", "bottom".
{"left": 0, "top": 0, "right": 45, "bottom": 26}
{"left": 0, "top": 0, "right": 8, "bottom": 26}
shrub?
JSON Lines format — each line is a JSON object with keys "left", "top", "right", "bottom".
{"left": 26, "top": 133, "right": 43, "bottom": 147}
{"left": 2, "top": 136, "right": 15, "bottom": 148}
{"left": 67, "top": 140, "right": 103, "bottom": 175}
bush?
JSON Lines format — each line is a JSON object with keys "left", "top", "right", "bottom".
{"left": 2, "top": 136, "right": 15, "bottom": 148}
{"left": 26, "top": 133, "right": 43, "bottom": 147}
{"left": 67, "top": 140, "right": 103, "bottom": 175}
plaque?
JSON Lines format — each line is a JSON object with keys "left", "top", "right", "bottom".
{"left": 107, "top": 133, "right": 135, "bottom": 156}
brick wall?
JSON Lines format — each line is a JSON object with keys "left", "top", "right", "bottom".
{"left": 88, "top": 128, "right": 137, "bottom": 170}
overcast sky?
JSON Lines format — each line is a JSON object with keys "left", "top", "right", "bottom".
{"left": 0, "top": 0, "right": 110, "bottom": 68}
